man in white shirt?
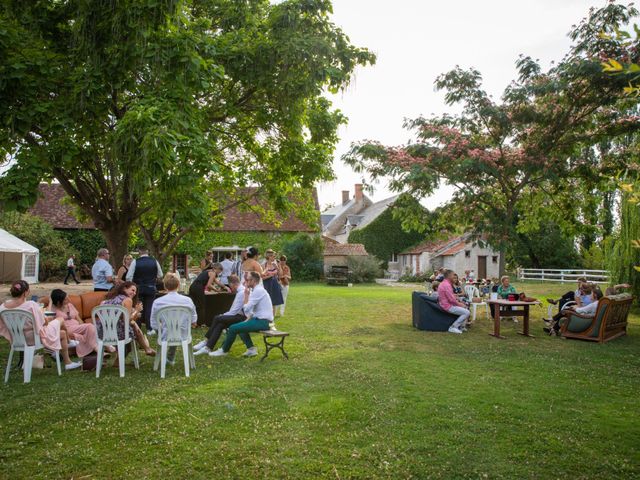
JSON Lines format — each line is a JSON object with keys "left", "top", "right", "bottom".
{"left": 150, "top": 273, "right": 197, "bottom": 364}
{"left": 210, "top": 271, "right": 273, "bottom": 358}
{"left": 193, "top": 275, "right": 245, "bottom": 355}
{"left": 92, "top": 248, "right": 114, "bottom": 292}
{"left": 64, "top": 254, "right": 81, "bottom": 285}
{"left": 220, "top": 252, "right": 235, "bottom": 286}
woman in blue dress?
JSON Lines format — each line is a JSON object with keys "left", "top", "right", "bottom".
{"left": 261, "top": 249, "right": 284, "bottom": 316}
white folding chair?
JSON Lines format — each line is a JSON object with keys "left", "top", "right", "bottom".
{"left": 92, "top": 305, "right": 139, "bottom": 378}
{"left": 465, "top": 285, "right": 489, "bottom": 322}
{"left": 152, "top": 306, "right": 195, "bottom": 378}
{"left": 1, "top": 309, "right": 61, "bottom": 383}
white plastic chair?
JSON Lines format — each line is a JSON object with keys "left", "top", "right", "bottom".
{"left": 464, "top": 285, "right": 489, "bottom": 322}
{"left": 92, "top": 305, "right": 139, "bottom": 378}
{"left": 1, "top": 309, "right": 61, "bottom": 383}
{"left": 152, "top": 306, "right": 195, "bottom": 378}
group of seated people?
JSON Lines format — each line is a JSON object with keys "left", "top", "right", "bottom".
{"left": 544, "top": 278, "right": 630, "bottom": 336}
{"left": 431, "top": 270, "right": 520, "bottom": 334}
{"left": 0, "top": 267, "right": 278, "bottom": 374}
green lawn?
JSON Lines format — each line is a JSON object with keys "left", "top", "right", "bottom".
{"left": 1, "top": 282, "right": 639, "bottom": 479}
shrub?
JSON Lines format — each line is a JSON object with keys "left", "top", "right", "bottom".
{"left": 58, "top": 229, "right": 106, "bottom": 268}
{"left": 398, "top": 272, "right": 432, "bottom": 283}
{"left": 281, "top": 233, "right": 323, "bottom": 281}
{"left": 347, "top": 255, "right": 383, "bottom": 283}
{"left": 0, "top": 212, "right": 73, "bottom": 280}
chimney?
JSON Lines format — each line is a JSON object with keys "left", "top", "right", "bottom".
{"left": 355, "top": 184, "right": 363, "bottom": 203}
{"left": 342, "top": 190, "right": 350, "bottom": 205}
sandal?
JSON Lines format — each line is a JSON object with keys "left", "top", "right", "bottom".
{"left": 145, "top": 349, "right": 156, "bottom": 357}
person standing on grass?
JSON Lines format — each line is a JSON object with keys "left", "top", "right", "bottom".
{"left": 64, "top": 254, "right": 81, "bottom": 285}
{"left": 437, "top": 269, "right": 470, "bottom": 334}
{"left": 220, "top": 252, "right": 235, "bottom": 286}
{"left": 278, "top": 255, "right": 291, "bottom": 316}
{"left": 126, "top": 247, "right": 163, "bottom": 335}
{"left": 92, "top": 248, "right": 114, "bottom": 292}
{"left": 210, "top": 271, "right": 273, "bottom": 358}
{"left": 194, "top": 274, "right": 246, "bottom": 356}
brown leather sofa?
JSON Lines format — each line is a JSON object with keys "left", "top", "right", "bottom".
{"left": 40, "top": 291, "right": 108, "bottom": 322}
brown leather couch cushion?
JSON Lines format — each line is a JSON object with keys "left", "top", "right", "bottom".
{"left": 37, "top": 292, "right": 107, "bottom": 322}
{"left": 80, "top": 292, "right": 108, "bottom": 321}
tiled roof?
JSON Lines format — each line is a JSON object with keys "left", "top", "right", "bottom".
{"left": 29, "top": 184, "right": 95, "bottom": 229}
{"left": 440, "top": 242, "right": 468, "bottom": 256}
{"left": 401, "top": 236, "right": 463, "bottom": 255}
{"left": 30, "top": 184, "right": 320, "bottom": 232}
{"left": 323, "top": 237, "right": 368, "bottom": 256}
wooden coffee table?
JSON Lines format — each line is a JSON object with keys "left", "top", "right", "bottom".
{"left": 487, "top": 299, "right": 541, "bottom": 339}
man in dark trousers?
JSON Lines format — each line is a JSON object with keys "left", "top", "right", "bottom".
{"left": 64, "top": 254, "right": 81, "bottom": 285}
{"left": 126, "top": 247, "right": 163, "bottom": 335}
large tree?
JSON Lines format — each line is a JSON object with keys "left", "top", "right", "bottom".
{"left": 343, "top": 3, "right": 640, "bottom": 271}
{"left": 0, "top": 0, "right": 374, "bottom": 262}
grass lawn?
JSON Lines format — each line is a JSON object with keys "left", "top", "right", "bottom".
{"left": 1, "top": 281, "right": 639, "bottom": 479}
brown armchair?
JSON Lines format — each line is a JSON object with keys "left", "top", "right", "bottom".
{"left": 560, "top": 294, "right": 632, "bottom": 343}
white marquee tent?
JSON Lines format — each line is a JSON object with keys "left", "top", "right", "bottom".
{"left": 0, "top": 229, "right": 39, "bottom": 284}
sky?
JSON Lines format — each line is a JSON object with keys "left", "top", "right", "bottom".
{"left": 317, "top": 0, "right": 606, "bottom": 210}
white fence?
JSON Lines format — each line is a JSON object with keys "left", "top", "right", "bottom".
{"left": 517, "top": 268, "right": 610, "bottom": 284}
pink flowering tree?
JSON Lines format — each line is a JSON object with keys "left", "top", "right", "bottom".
{"left": 344, "top": 4, "right": 640, "bottom": 270}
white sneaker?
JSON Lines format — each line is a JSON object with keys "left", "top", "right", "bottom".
{"left": 147, "top": 330, "right": 157, "bottom": 336}
{"left": 448, "top": 326, "right": 463, "bottom": 334}
{"left": 166, "top": 358, "right": 176, "bottom": 366}
{"left": 242, "top": 347, "right": 258, "bottom": 357}
{"left": 65, "top": 361, "right": 82, "bottom": 370}
{"left": 193, "top": 340, "right": 207, "bottom": 350}
{"left": 68, "top": 339, "right": 80, "bottom": 348}
{"left": 209, "top": 348, "right": 228, "bottom": 357}
{"left": 194, "top": 347, "right": 211, "bottom": 356}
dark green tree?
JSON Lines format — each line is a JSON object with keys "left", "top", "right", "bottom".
{"left": 0, "top": 0, "right": 374, "bottom": 263}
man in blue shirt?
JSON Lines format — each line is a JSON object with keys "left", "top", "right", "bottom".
{"left": 91, "top": 248, "right": 114, "bottom": 292}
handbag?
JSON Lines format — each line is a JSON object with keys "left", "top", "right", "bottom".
{"left": 81, "top": 354, "right": 98, "bottom": 371}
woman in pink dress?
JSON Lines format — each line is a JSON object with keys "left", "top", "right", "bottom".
{"left": 49, "top": 289, "right": 113, "bottom": 358}
{"left": 0, "top": 280, "right": 81, "bottom": 370}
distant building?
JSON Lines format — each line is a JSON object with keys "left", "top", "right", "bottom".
{"left": 323, "top": 236, "right": 368, "bottom": 275}
{"left": 398, "top": 235, "right": 501, "bottom": 279}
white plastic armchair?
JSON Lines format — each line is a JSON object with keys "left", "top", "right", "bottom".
{"left": 152, "top": 306, "right": 195, "bottom": 379}
{"left": 92, "top": 305, "right": 139, "bottom": 378}
{"left": 464, "top": 286, "right": 489, "bottom": 322}
{"left": 1, "top": 309, "right": 61, "bottom": 383}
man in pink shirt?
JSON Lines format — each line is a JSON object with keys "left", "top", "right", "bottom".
{"left": 438, "top": 269, "right": 470, "bottom": 334}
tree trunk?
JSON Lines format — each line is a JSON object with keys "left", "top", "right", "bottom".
{"left": 100, "top": 222, "right": 131, "bottom": 275}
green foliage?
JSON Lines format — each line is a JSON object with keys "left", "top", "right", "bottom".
{"left": 0, "top": 212, "right": 72, "bottom": 280}
{"left": 509, "top": 224, "right": 582, "bottom": 269}
{"left": 398, "top": 272, "right": 433, "bottom": 283}
{"left": 582, "top": 240, "right": 609, "bottom": 270}
{"left": 609, "top": 193, "right": 640, "bottom": 298}
{"left": 0, "top": 0, "right": 375, "bottom": 264}
{"left": 57, "top": 229, "right": 107, "bottom": 269}
{"left": 346, "top": 255, "right": 383, "bottom": 283}
{"left": 347, "top": 196, "right": 426, "bottom": 268}
{"left": 281, "top": 233, "right": 324, "bottom": 281}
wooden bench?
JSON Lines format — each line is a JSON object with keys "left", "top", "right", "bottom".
{"left": 326, "top": 265, "right": 349, "bottom": 286}
{"left": 560, "top": 293, "right": 633, "bottom": 343}
{"left": 259, "top": 330, "right": 290, "bottom": 361}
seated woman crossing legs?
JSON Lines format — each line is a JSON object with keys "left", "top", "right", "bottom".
{"left": 193, "top": 275, "right": 246, "bottom": 356}
{"left": 210, "top": 271, "right": 273, "bottom": 358}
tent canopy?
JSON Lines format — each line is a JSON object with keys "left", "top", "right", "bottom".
{"left": 0, "top": 229, "right": 38, "bottom": 254}
{"left": 0, "top": 229, "right": 39, "bottom": 283}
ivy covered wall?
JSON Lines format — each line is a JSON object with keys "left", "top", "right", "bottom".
{"left": 348, "top": 207, "right": 424, "bottom": 268}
